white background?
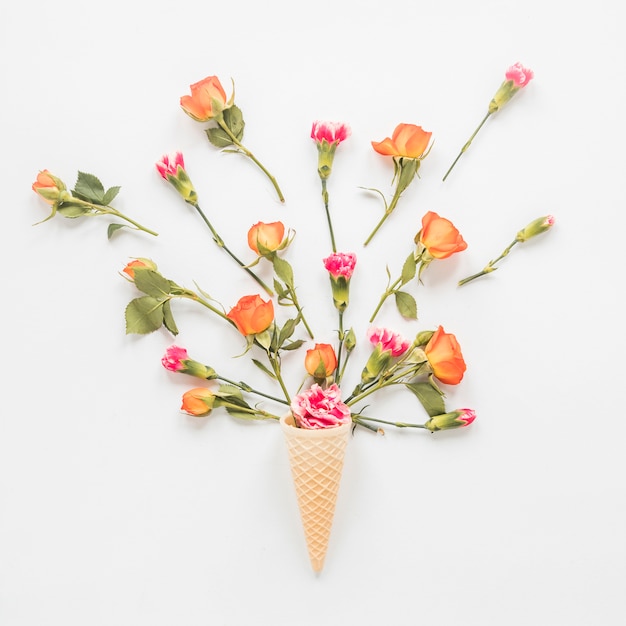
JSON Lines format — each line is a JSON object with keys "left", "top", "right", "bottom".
{"left": 2, "top": 0, "right": 625, "bottom": 624}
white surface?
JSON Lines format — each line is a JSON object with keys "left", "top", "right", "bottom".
{"left": 2, "top": 1, "right": 625, "bottom": 624}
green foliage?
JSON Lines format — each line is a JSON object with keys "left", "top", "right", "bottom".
{"left": 405, "top": 381, "right": 445, "bottom": 417}
{"left": 395, "top": 291, "right": 417, "bottom": 319}
{"left": 72, "top": 171, "right": 120, "bottom": 206}
{"left": 125, "top": 297, "right": 166, "bottom": 335}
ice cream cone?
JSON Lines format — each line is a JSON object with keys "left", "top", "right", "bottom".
{"left": 280, "top": 413, "right": 351, "bottom": 572}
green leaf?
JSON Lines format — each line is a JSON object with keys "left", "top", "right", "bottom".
{"left": 272, "top": 256, "right": 294, "bottom": 287}
{"left": 281, "top": 339, "right": 305, "bottom": 351}
{"left": 125, "top": 297, "right": 165, "bottom": 334}
{"left": 206, "top": 126, "right": 235, "bottom": 148}
{"left": 400, "top": 252, "right": 417, "bottom": 285}
{"left": 162, "top": 300, "right": 179, "bottom": 335}
{"left": 57, "top": 203, "right": 91, "bottom": 218}
{"left": 278, "top": 318, "right": 297, "bottom": 346}
{"left": 102, "top": 186, "right": 121, "bottom": 205}
{"left": 222, "top": 105, "right": 245, "bottom": 142}
{"left": 74, "top": 171, "right": 105, "bottom": 204}
{"left": 133, "top": 269, "right": 172, "bottom": 297}
{"left": 405, "top": 382, "right": 445, "bottom": 417}
{"left": 273, "top": 279, "right": 288, "bottom": 299}
{"left": 251, "top": 358, "right": 276, "bottom": 379}
{"left": 395, "top": 291, "right": 417, "bottom": 319}
{"left": 107, "top": 223, "right": 126, "bottom": 239}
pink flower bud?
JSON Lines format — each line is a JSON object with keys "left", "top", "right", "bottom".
{"left": 505, "top": 62, "right": 534, "bottom": 88}
{"left": 323, "top": 252, "right": 356, "bottom": 279}
{"left": 156, "top": 152, "right": 185, "bottom": 180}
{"left": 311, "top": 121, "right": 351, "bottom": 145}
{"left": 162, "top": 345, "right": 189, "bottom": 372}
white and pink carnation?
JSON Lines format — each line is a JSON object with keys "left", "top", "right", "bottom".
{"left": 290, "top": 383, "right": 351, "bottom": 429}
{"left": 367, "top": 326, "right": 410, "bottom": 357}
{"left": 311, "top": 120, "right": 351, "bottom": 145}
{"left": 505, "top": 62, "right": 534, "bottom": 88}
{"left": 323, "top": 252, "right": 357, "bottom": 279}
{"left": 156, "top": 151, "right": 185, "bottom": 179}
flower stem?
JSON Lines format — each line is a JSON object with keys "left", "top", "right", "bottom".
{"left": 217, "top": 120, "right": 285, "bottom": 203}
{"left": 266, "top": 350, "right": 291, "bottom": 404}
{"left": 321, "top": 179, "right": 337, "bottom": 252}
{"left": 363, "top": 186, "right": 401, "bottom": 246}
{"left": 192, "top": 203, "right": 274, "bottom": 296}
{"left": 83, "top": 201, "right": 158, "bottom": 236}
{"left": 353, "top": 414, "right": 427, "bottom": 429}
{"left": 442, "top": 111, "right": 491, "bottom": 182}
{"left": 335, "top": 310, "right": 345, "bottom": 385}
{"left": 217, "top": 376, "right": 289, "bottom": 405}
{"left": 458, "top": 239, "right": 518, "bottom": 286}
{"left": 369, "top": 276, "right": 402, "bottom": 323}
{"left": 286, "top": 285, "right": 314, "bottom": 339}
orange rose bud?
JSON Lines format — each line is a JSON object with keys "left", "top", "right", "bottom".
{"left": 226, "top": 294, "right": 274, "bottom": 336}
{"left": 181, "top": 387, "right": 216, "bottom": 417}
{"left": 180, "top": 75, "right": 230, "bottom": 122}
{"left": 416, "top": 211, "right": 468, "bottom": 260}
{"left": 372, "top": 124, "right": 432, "bottom": 159}
{"left": 424, "top": 325, "right": 467, "bottom": 385}
{"left": 304, "top": 343, "right": 338, "bottom": 379}
{"left": 122, "top": 258, "right": 157, "bottom": 279}
{"left": 247, "top": 221, "right": 285, "bottom": 255}
{"left": 32, "top": 170, "right": 67, "bottom": 204}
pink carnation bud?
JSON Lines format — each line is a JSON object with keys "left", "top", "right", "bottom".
{"left": 457, "top": 408, "right": 476, "bottom": 426}
{"left": 323, "top": 252, "right": 357, "bottom": 279}
{"left": 311, "top": 120, "right": 351, "bottom": 145}
{"left": 156, "top": 152, "right": 185, "bottom": 179}
{"left": 162, "top": 345, "right": 189, "bottom": 371}
{"left": 505, "top": 62, "right": 534, "bottom": 88}
{"left": 367, "top": 326, "right": 410, "bottom": 357}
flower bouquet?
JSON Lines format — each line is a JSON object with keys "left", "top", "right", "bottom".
{"left": 32, "top": 67, "right": 552, "bottom": 573}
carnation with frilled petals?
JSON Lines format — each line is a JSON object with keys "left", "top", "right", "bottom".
{"left": 323, "top": 252, "right": 356, "bottom": 279}
{"left": 156, "top": 152, "right": 197, "bottom": 204}
{"left": 367, "top": 327, "right": 410, "bottom": 357}
{"left": 162, "top": 345, "right": 188, "bottom": 371}
{"left": 425, "top": 408, "right": 476, "bottom": 432}
{"left": 324, "top": 252, "right": 356, "bottom": 312}
{"left": 311, "top": 121, "right": 351, "bottom": 146}
{"left": 290, "top": 383, "right": 351, "bottom": 429}
{"left": 505, "top": 62, "right": 534, "bottom": 88}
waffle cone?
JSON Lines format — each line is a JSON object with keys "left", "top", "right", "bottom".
{"left": 280, "top": 413, "right": 351, "bottom": 572}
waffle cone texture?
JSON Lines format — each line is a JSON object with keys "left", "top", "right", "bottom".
{"left": 280, "top": 413, "right": 351, "bottom": 572}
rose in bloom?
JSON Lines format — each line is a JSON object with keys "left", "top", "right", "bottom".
{"left": 122, "top": 258, "right": 157, "bottom": 279}
{"left": 226, "top": 294, "right": 274, "bottom": 336}
{"left": 323, "top": 252, "right": 356, "bottom": 279}
{"left": 180, "top": 76, "right": 229, "bottom": 122}
{"left": 290, "top": 383, "right": 351, "bottom": 429}
{"left": 367, "top": 327, "right": 410, "bottom": 357}
{"left": 311, "top": 120, "right": 351, "bottom": 146}
{"left": 371, "top": 124, "right": 432, "bottom": 159}
{"left": 247, "top": 221, "right": 285, "bottom": 255}
{"left": 162, "top": 345, "right": 189, "bottom": 372}
{"left": 181, "top": 388, "right": 216, "bottom": 417}
{"left": 416, "top": 211, "right": 468, "bottom": 260}
{"left": 424, "top": 325, "right": 466, "bottom": 385}
{"left": 505, "top": 62, "right": 534, "bottom": 88}
{"left": 32, "top": 170, "right": 67, "bottom": 204}
{"left": 304, "top": 343, "right": 338, "bottom": 378}
{"left": 425, "top": 408, "right": 476, "bottom": 432}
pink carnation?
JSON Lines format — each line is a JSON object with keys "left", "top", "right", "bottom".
{"left": 323, "top": 252, "right": 357, "bottom": 279}
{"left": 311, "top": 120, "right": 351, "bottom": 145}
{"left": 458, "top": 408, "right": 477, "bottom": 427}
{"left": 367, "top": 326, "right": 410, "bottom": 357}
{"left": 505, "top": 63, "right": 534, "bottom": 88}
{"left": 162, "top": 345, "right": 188, "bottom": 371}
{"left": 290, "top": 383, "right": 351, "bottom": 429}
{"left": 156, "top": 151, "right": 185, "bottom": 179}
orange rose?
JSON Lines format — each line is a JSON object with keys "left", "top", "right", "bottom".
{"left": 226, "top": 294, "right": 274, "bottom": 336}
{"left": 417, "top": 211, "right": 468, "bottom": 259}
{"left": 304, "top": 343, "right": 338, "bottom": 378}
{"left": 247, "top": 221, "right": 285, "bottom": 254}
{"left": 424, "top": 326, "right": 466, "bottom": 385}
{"left": 32, "top": 170, "right": 66, "bottom": 204}
{"left": 180, "top": 76, "right": 229, "bottom": 122}
{"left": 371, "top": 124, "right": 432, "bottom": 159}
{"left": 181, "top": 388, "right": 215, "bottom": 416}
